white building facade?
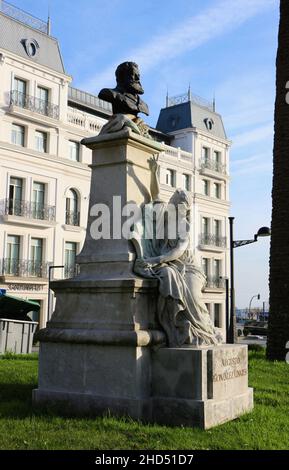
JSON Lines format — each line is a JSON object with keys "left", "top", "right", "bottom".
{"left": 0, "top": 3, "right": 110, "bottom": 329}
{"left": 0, "top": 2, "right": 230, "bottom": 338}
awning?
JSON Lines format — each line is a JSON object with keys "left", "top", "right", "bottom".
{"left": 0, "top": 294, "right": 40, "bottom": 320}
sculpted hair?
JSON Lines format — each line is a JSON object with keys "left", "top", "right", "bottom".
{"left": 115, "top": 62, "right": 138, "bottom": 86}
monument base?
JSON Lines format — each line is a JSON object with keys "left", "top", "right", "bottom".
{"left": 33, "top": 342, "right": 253, "bottom": 429}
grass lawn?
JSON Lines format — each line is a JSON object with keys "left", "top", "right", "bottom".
{"left": 0, "top": 350, "right": 288, "bottom": 450}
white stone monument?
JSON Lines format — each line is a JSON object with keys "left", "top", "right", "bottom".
{"left": 33, "top": 62, "right": 253, "bottom": 428}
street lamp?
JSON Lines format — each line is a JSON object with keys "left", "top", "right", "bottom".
{"left": 47, "top": 265, "right": 64, "bottom": 322}
{"left": 228, "top": 217, "right": 270, "bottom": 344}
{"left": 248, "top": 293, "right": 260, "bottom": 320}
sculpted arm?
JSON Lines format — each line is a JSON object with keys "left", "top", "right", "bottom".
{"left": 149, "top": 155, "right": 161, "bottom": 202}
{"left": 145, "top": 237, "right": 189, "bottom": 267}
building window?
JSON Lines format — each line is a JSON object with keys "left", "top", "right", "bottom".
{"left": 32, "top": 182, "right": 45, "bottom": 219}
{"left": 37, "top": 86, "right": 49, "bottom": 103}
{"left": 214, "top": 304, "right": 222, "bottom": 328}
{"left": 213, "top": 150, "right": 221, "bottom": 164}
{"left": 30, "top": 238, "right": 43, "bottom": 276}
{"left": 182, "top": 174, "right": 191, "bottom": 191}
{"left": 11, "top": 124, "right": 25, "bottom": 146}
{"left": 8, "top": 177, "right": 23, "bottom": 216}
{"left": 202, "top": 258, "right": 209, "bottom": 276}
{"left": 35, "top": 131, "right": 47, "bottom": 153}
{"left": 214, "top": 259, "right": 221, "bottom": 278}
{"left": 202, "top": 179, "right": 209, "bottom": 196}
{"left": 66, "top": 189, "right": 79, "bottom": 226}
{"left": 214, "top": 219, "right": 221, "bottom": 238}
{"left": 69, "top": 141, "right": 80, "bottom": 162}
{"left": 165, "top": 169, "right": 176, "bottom": 187}
{"left": 202, "top": 217, "right": 209, "bottom": 236}
{"left": 14, "top": 77, "right": 27, "bottom": 94}
{"left": 65, "top": 242, "right": 77, "bottom": 278}
{"left": 6, "top": 235, "right": 20, "bottom": 275}
{"left": 214, "top": 183, "right": 221, "bottom": 199}
{"left": 37, "top": 86, "right": 49, "bottom": 115}
{"left": 12, "top": 78, "right": 27, "bottom": 108}
{"left": 202, "top": 147, "right": 210, "bottom": 161}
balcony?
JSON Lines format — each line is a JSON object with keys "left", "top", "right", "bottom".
{"left": 67, "top": 107, "right": 104, "bottom": 133}
{"left": 65, "top": 211, "right": 80, "bottom": 227}
{"left": 64, "top": 264, "right": 79, "bottom": 279}
{"left": 0, "top": 199, "right": 56, "bottom": 228}
{"left": 68, "top": 86, "right": 112, "bottom": 116}
{"left": 199, "top": 158, "right": 227, "bottom": 177}
{"left": 0, "top": 259, "right": 50, "bottom": 280}
{"left": 10, "top": 90, "right": 60, "bottom": 120}
{"left": 205, "top": 275, "right": 225, "bottom": 290}
{"left": 199, "top": 233, "right": 227, "bottom": 251}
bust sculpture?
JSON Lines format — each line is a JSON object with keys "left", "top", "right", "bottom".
{"left": 132, "top": 156, "right": 223, "bottom": 348}
{"left": 98, "top": 62, "right": 150, "bottom": 137}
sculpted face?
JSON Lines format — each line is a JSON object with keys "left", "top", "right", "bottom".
{"left": 116, "top": 62, "right": 144, "bottom": 95}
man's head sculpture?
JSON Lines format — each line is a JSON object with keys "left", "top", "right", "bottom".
{"left": 98, "top": 62, "right": 149, "bottom": 117}
{"left": 115, "top": 62, "right": 144, "bottom": 96}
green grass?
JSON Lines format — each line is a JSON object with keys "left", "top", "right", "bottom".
{"left": 0, "top": 350, "right": 288, "bottom": 450}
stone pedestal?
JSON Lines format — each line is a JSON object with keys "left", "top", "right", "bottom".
{"left": 152, "top": 344, "right": 253, "bottom": 429}
{"left": 33, "top": 129, "right": 253, "bottom": 429}
{"left": 77, "top": 129, "right": 163, "bottom": 279}
{"left": 33, "top": 130, "right": 164, "bottom": 420}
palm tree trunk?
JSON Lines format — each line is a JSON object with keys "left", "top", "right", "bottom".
{"left": 267, "top": 0, "right": 289, "bottom": 360}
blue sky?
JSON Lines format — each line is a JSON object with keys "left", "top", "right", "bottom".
{"left": 11, "top": 0, "right": 279, "bottom": 308}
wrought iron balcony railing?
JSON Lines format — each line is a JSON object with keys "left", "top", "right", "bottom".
{"left": 199, "top": 233, "right": 227, "bottom": 248}
{"left": 199, "top": 158, "right": 227, "bottom": 175}
{"left": 65, "top": 211, "right": 80, "bottom": 227}
{"left": 10, "top": 90, "right": 60, "bottom": 120}
{"left": 0, "top": 259, "right": 50, "bottom": 278}
{"left": 205, "top": 275, "right": 225, "bottom": 289}
{"left": 64, "top": 264, "right": 79, "bottom": 279}
{"left": 0, "top": 1, "right": 49, "bottom": 34}
{"left": 0, "top": 199, "right": 56, "bottom": 222}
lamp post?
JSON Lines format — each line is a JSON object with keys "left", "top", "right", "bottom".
{"left": 228, "top": 217, "right": 270, "bottom": 344}
{"left": 47, "top": 265, "right": 64, "bottom": 322}
{"left": 248, "top": 293, "right": 260, "bottom": 320}
{"left": 220, "top": 276, "right": 230, "bottom": 342}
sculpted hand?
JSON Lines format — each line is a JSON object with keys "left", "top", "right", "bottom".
{"left": 135, "top": 258, "right": 152, "bottom": 270}
{"left": 143, "top": 256, "right": 163, "bottom": 267}
{"left": 148, "top": 155, "right": 159, "bottom": 174}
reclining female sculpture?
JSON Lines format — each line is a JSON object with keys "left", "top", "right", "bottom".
{"left": 132, "top": 156, "right": 223, "bottom": 347}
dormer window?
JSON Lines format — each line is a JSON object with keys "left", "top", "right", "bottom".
{"left": 204, "top": 118, "right": 214, "bottom": 131}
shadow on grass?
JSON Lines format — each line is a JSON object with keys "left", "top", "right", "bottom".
{"left": 0, "top": 382, "right": 36, "bottom": 402}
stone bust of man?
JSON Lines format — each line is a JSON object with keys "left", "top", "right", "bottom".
{"left": 98, "top": 62, "right": 149, "bottom": 117}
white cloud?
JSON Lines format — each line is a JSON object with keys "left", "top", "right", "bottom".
{"left": 79, "top": 0, "right": 275, "bottom": 92}
{"left": 231, "top": 123, "right": 273, "bottom": 148}
{"left": 230, "top": 152, "right": 272, "bottom": 175}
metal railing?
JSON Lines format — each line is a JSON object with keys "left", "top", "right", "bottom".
{"left": 199, "top": 233, "right": 227, "bottom": 248}
{"left": 167, "top": 91, "right": 214, "bottom": 112}
{"left": 0, "top": 199, "right": 56, "bottom": 222}
{"left": 206, "top": 275, "right": 225, "bottom": 289}
{"left": 64, "top": 264, "right": 79, "bottom": 279}
{"left": 199, "top": 158, "right": 227, "bottom": 175}
{"left": 0, "top": 1, "right": 49, "bottom": 34}
{"left": 65, "top": 211, "right": 80, "bottom": 227}
{"left": 10, "top": 90, "right": 59, "bottom": 120}
{"left": 68, "top": 86, "right": 112, "bottom": 113}
{"left": 0, "top": 259, "right": 50, "bottom": 278}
